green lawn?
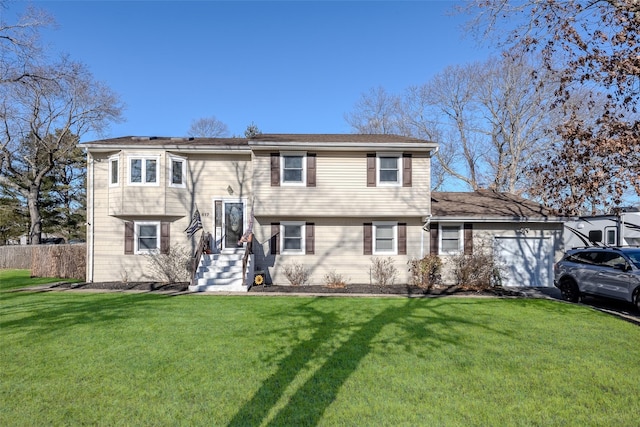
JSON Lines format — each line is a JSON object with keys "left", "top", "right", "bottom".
{"left": 1, "top": 287, "right": 639, "bottom": 426}
{"left": 0, "top": 269, "right": 81, "bottom": 291}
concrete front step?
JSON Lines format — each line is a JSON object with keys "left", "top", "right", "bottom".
{"left": 189, "top": 251, "right": 250, "bottom": 293}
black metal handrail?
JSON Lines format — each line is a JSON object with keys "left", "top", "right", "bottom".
{"left": 242, "top": 233, "right": 254, "bottom": 286}
{"left": 190, "top": 232, "right": 211, "bottom": 288}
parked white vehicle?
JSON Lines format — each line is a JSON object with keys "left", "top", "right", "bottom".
{"left": 564, "top": 210, "right": 640, "bottom": 249}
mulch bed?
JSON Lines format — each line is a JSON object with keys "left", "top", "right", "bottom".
{"left": 50, "top": 281, "right": 523, "bottom": 297}
{"left": 249, "top": 283, "right": 523, "bottom": 296}
{"left": 51, "top": 281, "right": 190, "bottom": 292}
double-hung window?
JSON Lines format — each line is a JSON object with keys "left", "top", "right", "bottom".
{"left": 129, "top": 156, "right": 159, "bottom": 185}
{"left": 373, "top": 221, "right": 397, "bottom": 255}
{"left": 281, "top": 152, "right": 306, "bottom": 185}
{"left": 136, "top": 221, "right": 160, "bottom": 254}
{"left": 281, "top": 221, "right": 305, "bottom": 254}
{"left": 377, "top": 154, "right": 401, "bottom": 186}
{"left": 440, "top": 225, "right": 462, "bottom": 254}
{"left": 109, "top": 156, "right": 119, "bottom": 187}
{"left": 169, "top": 155, "right": 186, "bottom": 188}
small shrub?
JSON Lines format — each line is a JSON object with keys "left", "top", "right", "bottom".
{"left": 282, "top": 261, "right": 310, "bottom": 286}
{"left": 408, "top": 254, "right": 442, "bottom": 288}
{"left": 451, "top": 245, "right": 501, "bottom": 291}
{"left": 323, "top": 270, "right": 349, "bottom": 288}
{"left": 145, "top": 245, "right": 191, "bottom": 283}
{"left": 371, "top": 257, "right": 397, "bottom": 286}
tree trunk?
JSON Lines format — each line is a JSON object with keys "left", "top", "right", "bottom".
{"left": 27, "top": 185, "right": 42, "bottom": 245}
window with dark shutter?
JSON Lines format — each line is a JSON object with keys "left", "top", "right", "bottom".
{"left": 398, "top": 223, "right": 407, "bottom": 255}
{"left": 430, "top": 222, "right": 439, "bottom": 255}
{"left": 124, "top": 221, "right": 134, "bottom": 254}
{"left": 305, "top": 222, "right": 315, "bottom": 254}
{"left": 464, "top": 223, "right": 473, "bottom": 255}
{"left": 161, "top": 222, "right": 170, "bottom": 254}
{"left": 363, "top": 223, "right": 373, "bottom": 255}
{"left": 307, "top": 153, "right": 316, "bottom": 187}
{"left": 366, "top": 154, "right": 376, "bottom": 187}
{"left": 270, "top": 153, "right": 280, "bottom": 187}
{"left": 270, "top": 222, "right": 280, "bottom": 255}
{"left": 402, "top": 154, "right": 412, "bottom": 187}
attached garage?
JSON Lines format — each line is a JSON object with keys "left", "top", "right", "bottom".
{"left": 430, "top": 191, "right": 564, "bottom": 288}
{"left": 494, "top": 237, "right": 554, "bottom": 287}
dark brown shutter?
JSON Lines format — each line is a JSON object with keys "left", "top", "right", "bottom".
{"left": 161, "top": 222, "right": 170, "bottom": 254}
{"left": 402, "top": 154, "right": 412, "bottom": 187}
{"left": 124, "top": 221, "right": 134, "bottom": 254}
{"left": 270, "top": 153, "right": 280, "bottom": 187}
{"left": 307, "top": 153, "right": 316, "bottom": 187}
{"left": 366, "top": 153, "right": 376, "bottom": 187}
{"left": 464, "top": 223, "right": 473, "bottom": 255}
{"left": 305, "top": 222, "right": 315, "bottom": 254}
{"left": 398, "top": 223, "right": 407, "bottom": 255}
{"left": 270, "top": 222, "right": 280, "bottom": 255}
{"left": 430, "top": 222, "right": 439, "bottom": 255}
{"left": 363, "top": 223, "right": 373, "bottom": 255}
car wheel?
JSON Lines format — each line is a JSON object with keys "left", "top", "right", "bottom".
{"left": 560, "top": 279, "right": 580, "bottom": 303}
{"left": 633, "top": 288, "right": 640, "bottom": 313}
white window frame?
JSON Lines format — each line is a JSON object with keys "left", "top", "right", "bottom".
{"left": 135, "top": 221, "right": 160, "bottom": 254}
{"left": 439, "top": 224, "right": 463, "bottom": 255}
{"left": 280, "top": 221, "right": 306, "bottom": 255}
{"left": 373, "top": 221, "right": 398, "bottom": 255}
{"left": 376, "top": 153, "right": 402, "bottom": 186}
{"left": 280, "top": 151, "right": 307, "bottom": 186}
{"left": 127, "top": 155, "right": 160, "bottom": 186}
{"left": 109, "top": 155, "right": 120, "bottom": 187}
{"left": 168, "top": 155, "right": 187, "bottom": 188}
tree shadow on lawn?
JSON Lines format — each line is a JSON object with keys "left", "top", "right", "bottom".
{"left": 0, "top": 291, "right": 168, "bottom": 341}
{"left": 228, "top": 297, "right": 512, "bottom": 426}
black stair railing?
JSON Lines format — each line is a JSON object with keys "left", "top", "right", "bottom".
{"left": 190, "top": 232, "right": 211, "bottom": 288}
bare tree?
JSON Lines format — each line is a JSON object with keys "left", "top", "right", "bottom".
{"left": 0, "top": 5, "right": 53, "bottom": 84}
{"left": 465, "top": 0, "right": 640, "bottom": 213}
{"left": 346, "top": 55, "right": 559, "bottom": 193}
{"left": 344, "top": 86, "right": 402, "bottom": 134}
{"left": 0, "top": 56, "right": 123, "bottom": 244}
{"left": 187, "top": 115, "right": 228, "bottom": 138}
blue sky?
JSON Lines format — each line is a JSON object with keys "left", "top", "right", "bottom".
{"left": 12, "top": 1, "right": 496, "bottom": 141}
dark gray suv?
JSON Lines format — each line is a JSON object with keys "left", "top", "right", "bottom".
{"left": 554, "top": 247, "right": 640, "bottom": 311}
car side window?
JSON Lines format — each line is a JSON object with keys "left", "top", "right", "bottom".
{"left": 572, "top": 251, "right": 599, "bottom": 265}
{"left": 597, "top": 253, "right": 627, "bottom": 269}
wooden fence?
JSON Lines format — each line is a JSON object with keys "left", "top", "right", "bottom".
{"left": 0, "top": 244, "right": 86, "bottom": 280}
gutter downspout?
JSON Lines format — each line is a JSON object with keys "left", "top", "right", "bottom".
{"left": 87, "top": 153, "right": 95, "bottom": 282}
{"left": 421, "top": 145, "right": 438, "bottom": 259}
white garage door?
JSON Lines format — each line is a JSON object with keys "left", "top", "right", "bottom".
{"left": 494, "top": 237, "right": 554, "bottom": 287}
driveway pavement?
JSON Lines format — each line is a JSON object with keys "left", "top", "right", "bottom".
{"left": 521, "top": 286, "right": 640, "bottom": 326}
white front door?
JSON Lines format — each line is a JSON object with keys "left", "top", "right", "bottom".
{"left": 221, "top": 200, "right": 245, "bottom": 251}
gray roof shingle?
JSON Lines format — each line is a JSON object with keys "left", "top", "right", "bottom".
{"left": 431, "top": 190, "right": 559, "bottom": 220}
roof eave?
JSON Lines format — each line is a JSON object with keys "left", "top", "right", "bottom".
{"left": 79, "top": 144, "right": 252, "bottom": 154}
{"left": 429, "top": 216, "right": 565, "bottom": 223}
{"left": 248, "top": 141, "right": 438, "bottom": 152}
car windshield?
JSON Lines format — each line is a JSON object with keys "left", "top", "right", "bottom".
{"left": 624, "top": 249, "right": 640, "bottom": 269}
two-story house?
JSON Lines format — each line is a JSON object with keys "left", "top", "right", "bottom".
{"left": 82, "top": 134, "right": 438, "bottom": 289}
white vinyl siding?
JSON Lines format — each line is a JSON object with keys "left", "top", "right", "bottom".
{"left": 253, "top": 151, "right": 430, "bottom": 217}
